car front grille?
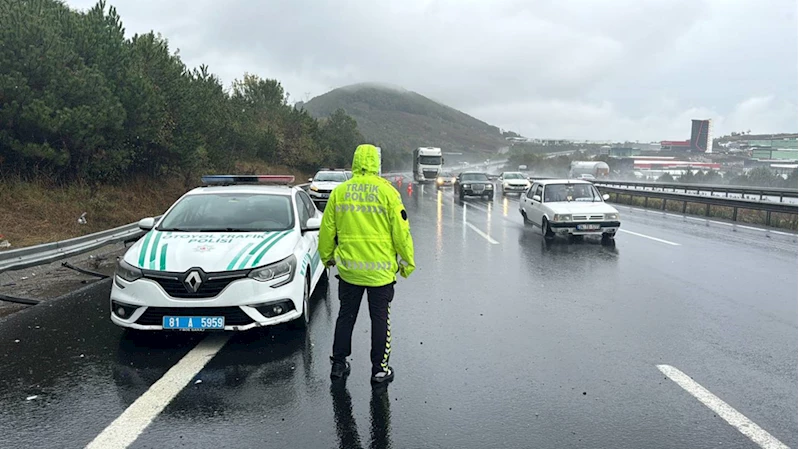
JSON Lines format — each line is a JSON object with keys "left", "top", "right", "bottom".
{"left": 136, "top": 307, "right": 254, "bottom": 326}
{"left": 472, "top": 184, "right": 485, "bottom": 192}
{"left": 143, "top": 271, "right": 248, "bottom": 299}
{"left": 572, "top": 215, "right": 605, "bottom": 221}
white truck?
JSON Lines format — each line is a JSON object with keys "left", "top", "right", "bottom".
{"left": 412, "top": 147, "right": 443, "bottom": 183}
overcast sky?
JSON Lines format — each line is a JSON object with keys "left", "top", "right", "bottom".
{"left": 67, "top": 0, "right": 797, "bottom": 142}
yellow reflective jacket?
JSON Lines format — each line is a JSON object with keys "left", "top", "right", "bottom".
{"left": 319, "top": 144, "right": 415, "bottom": 287}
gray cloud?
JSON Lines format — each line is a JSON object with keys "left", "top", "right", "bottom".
{"left": 67, "top": 0, "right": 797, "bottom": 141}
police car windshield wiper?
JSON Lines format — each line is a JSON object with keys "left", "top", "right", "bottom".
{"left": 190, "top": 228, "right": 252, "bottom": 232}
{"left": 157, "top": 227, "right": 194, "bottom": 232}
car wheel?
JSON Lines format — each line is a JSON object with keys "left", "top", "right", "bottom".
{"left": 542, "top": 218, "right": 554, "bottom": 240}
{"left": 459, "top": 190, "right": 464, "bottom": 201}
{"left": 601, "top": 233, "right": 615, "bottom": 245}
{"left": 290, "top": 275, "right": 311, "bottom": 330}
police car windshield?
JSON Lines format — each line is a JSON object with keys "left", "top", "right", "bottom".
{"left": 158, "top": 193, "right": 295, "bottom": 232}
{"left": 461, "top": 173, "right": 488, "bottom": 182}
{"left": 315, "top": 172, "right": 347, "bottom": 182}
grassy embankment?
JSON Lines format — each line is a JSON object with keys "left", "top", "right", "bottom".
{"left": 0, "top": 162, "right": 309, "bottom": 249}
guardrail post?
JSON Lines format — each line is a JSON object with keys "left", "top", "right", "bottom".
{"left": 661, "top": 199, "right": 667, "bottom": 210}
{"left": 732, "top": 207, "right": 738, "bottom": 222}
{"left": 682, "top": 201, "right": 687, "bottom": 214}
{"left": 766, "top": 211, "right": 772, "bottom": 226}
{"left": 705, "top": 203, "right": 711, "bottom": 217}
{"left": 644, "top": 197, "right": 649, "bottom": 208}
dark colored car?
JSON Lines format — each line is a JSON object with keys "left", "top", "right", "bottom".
{"left": 454, "top": 172, "right": 495, "bottom": 200}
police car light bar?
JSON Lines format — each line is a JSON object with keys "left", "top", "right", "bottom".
{"left": 201, "top": 175, "right": 295, "bottom": 186}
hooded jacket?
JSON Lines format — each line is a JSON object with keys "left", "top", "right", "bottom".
{"left": 319, "top": 144, "right": 415, "bottom": 287}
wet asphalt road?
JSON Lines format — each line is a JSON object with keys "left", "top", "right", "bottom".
{"left": 0, "top": 184, "right": 797, "bottom": 449}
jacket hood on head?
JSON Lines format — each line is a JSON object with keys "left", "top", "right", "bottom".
{"left": 352, "top": 144, "right": 380, "bottom": 176}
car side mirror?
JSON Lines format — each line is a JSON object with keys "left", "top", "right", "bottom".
{"left": 532, "top": 195, "right": 542, "bottom": 202}
{"left": 138, "top": 217, "right": 155, "bottom": 231}
{"left": 602, "top": 193, "right": 610, "bottom": 201}
{"left": 303, "top": 217, "right": 322, "bottom": 233}
{"left": 308, "top": 178, "right": 313, "bottom": 182}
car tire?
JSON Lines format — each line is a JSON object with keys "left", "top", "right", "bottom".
{"left": 601, "top": 233, "right": 615, "bottom": 245}
{"left": 290, "top": 275, "right": 311, "bottom": 331}
{"left": 542, "top": 218, "right": 555, "bottom": 240}
{"left": 459, "top": 190, "right": 464, "bottom": 201}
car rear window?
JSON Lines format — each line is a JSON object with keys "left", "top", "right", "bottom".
{"left": 158, "top": 193, "right": 295, "bottom": 232}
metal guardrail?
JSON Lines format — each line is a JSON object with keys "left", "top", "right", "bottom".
{"left": 0, "top": 216, "right": 163, "bottom": 274}
{"left": 597, "top": 186, "right": 798, "bottom": 226}
{"left": 593, "top": 180, "right": 798, "bottom": 203}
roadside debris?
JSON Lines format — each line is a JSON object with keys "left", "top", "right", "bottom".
{"left": 78, "top": 212, "right": 87, "bottom": 225}
{"left": 0, "top": 234, "right": 10, "bottom": 249}
{"left": 26, "top": 395, "right": 38, "bottom": 401}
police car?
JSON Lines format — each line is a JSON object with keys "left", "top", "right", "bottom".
{"left": 308, "top": 168, "right": 350, "bottom": 206}
{"left": 110, "top": 175, "right": 327, "bottom": 332}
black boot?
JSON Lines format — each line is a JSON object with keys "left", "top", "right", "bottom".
{"left": 330, "top": 359, "right": 351, "bottom": 379}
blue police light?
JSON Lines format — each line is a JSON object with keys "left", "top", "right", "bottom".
{"left": 201, "top": 175, "right": 295, "bottom": 186}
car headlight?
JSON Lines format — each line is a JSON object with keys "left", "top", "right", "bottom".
{"left": 463, "top": 184, "right": 471, "bottom": 189}
{"left": 503, "top": 182, "right": 510, "bottom": 188}
{"left": 486, "top": 184, "right": 493, "bottom": 189}
{"left": 451, "top": 177, "right": 456, "bottom": 183}
{"left": 437, "top": 178, "right": 444, "bottom": 184}
{"left": 249, "top": 254, "right": 296, "bottom": 287}
{"left": 115, "top": 259, "right": 142, "bottom": 282}
{"left": 310, "top": 185, "right": 319, "bottom": 192}
{"left": 605, "top": 213, "right": 620, "bottom": 220}
{"left": 552, "top": 214, "right": 572, "bottom": 222}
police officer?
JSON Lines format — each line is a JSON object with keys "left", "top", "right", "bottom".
{"left": 319, "top": 144, "right": 415, "bottom": 384}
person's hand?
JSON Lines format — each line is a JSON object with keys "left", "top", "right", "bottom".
{"left": 325, "top": 259, "right": 336, "bottom": 268}
{"left": 399, "top": 262, "right": 414, "bottom": 278}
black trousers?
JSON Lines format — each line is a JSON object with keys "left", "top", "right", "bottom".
{"left": 332, "top": 278, "right": 394, "bottom": 376}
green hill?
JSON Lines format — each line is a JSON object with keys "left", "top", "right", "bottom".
{"left": 299, "top": 83, "right": 506, "bottom": 160}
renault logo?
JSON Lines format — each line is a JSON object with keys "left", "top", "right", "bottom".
{"left": 184, "top": 271, "right": 203, "bottom": 293}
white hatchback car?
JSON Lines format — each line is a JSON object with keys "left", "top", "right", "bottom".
{"left": 110, "top": 175, "right": 327, "bottom": 332}
{"left": 519, "top": 179, "right": 620, "bottom": 243}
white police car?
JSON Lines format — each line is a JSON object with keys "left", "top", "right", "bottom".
{"left": 308, "top": 169, "right": 349, "bottom": 205}
{"left": 110, "top": 175, "right": 327, "bottom": 332}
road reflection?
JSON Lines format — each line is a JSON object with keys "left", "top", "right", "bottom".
{"left": 331, "top": 381, "right": 392, "bottom": 449}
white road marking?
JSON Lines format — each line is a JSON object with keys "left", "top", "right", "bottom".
{"left": 735, "top": 224, "right": 767, "bottom": 232}
{"left": 657, "top": 365, "right": 789, "bottom": 449}
{"left": 85, "top": 334, "right": 231, "bottom": 449}
{"left": 618, "top": 229, "right": 680, "bottom": 246}
{"left": 465, "top": 222, "right": 499, "bottom": 244}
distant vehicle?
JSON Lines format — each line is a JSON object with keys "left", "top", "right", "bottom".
{"left": 436, "top": 171, "right": 456, "bottom": 188}
{"left": 518, "top": 164, "right": 528, "bottom": 171}
{"left": 308, "top": 169, "right": 349, "bottom": 207}
{"left": 519, "top": 179, "right": 620, "bottom": 244}
{"left": 110, "top": 175, "right": 326, "bottom": 332}
{"left": 498, "top": 171, "right": 531, "bottom": 195}
{"left": 569, "top": 161, "right": 610, "bottom": 179}
{"left": 413, "top": 147, "right": 443, "bottom": 183}
{"left": 578, "top": 173, "right": 596, "bottom": 181}
{"left": 454, "top": 171, "right": 494, "bottom": 200}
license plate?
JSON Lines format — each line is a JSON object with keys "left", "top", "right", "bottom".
{"left": 577, "top": 224, "right": 601, "bottom": 230}
{"left": 162, "top": 316, "right": 225, "bottom": 330}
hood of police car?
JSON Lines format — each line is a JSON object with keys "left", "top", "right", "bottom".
{"left": 124, "top": 230, "right": 298, "bottom": 273}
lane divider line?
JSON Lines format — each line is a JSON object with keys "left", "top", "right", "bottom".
{"left": 465, "top": 222, "right": 499, "bottom": 244}
{"left": 618, "top": 229, "right": 680, "bottom": 246}
{"left": 85, "top": 334, "right": 231, "bottom": 449}
{"left": 657, "top": 365, "right": 789, "bottom": 449}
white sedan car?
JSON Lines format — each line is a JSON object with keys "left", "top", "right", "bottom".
{"left": 519, "top": 179, "right": 620, "bottom": 243}
{"left": 110, "top": 175, "right": 327, "bottom": 332}
{"left": 308, "top": 169, "right": 349, "bottom": 206}
{"left": 497, "top": 171, "right": 531, "bottom": 195}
